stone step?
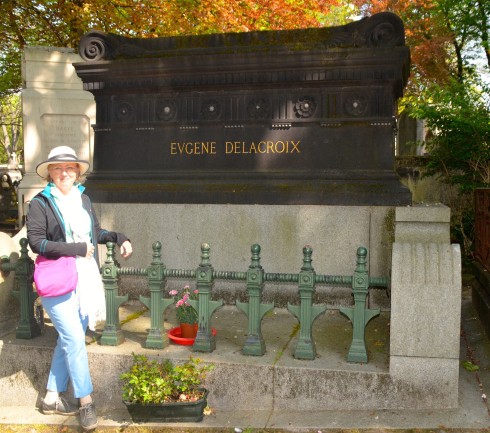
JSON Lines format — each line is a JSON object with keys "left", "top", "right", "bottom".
{"left": 1, "top": 302, "right": 444, "bottom": 414}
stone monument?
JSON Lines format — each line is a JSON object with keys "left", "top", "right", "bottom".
{"left": 0, "top": 13, "right": 463, "bottom": 413}
{"left": 74, "top": 12, "right": 411, "bottom": 206}
{"left": 18, "top": 46, "right": 96, "bottom": 215}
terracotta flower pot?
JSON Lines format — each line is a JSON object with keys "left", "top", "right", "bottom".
{"left": 180, "top": 322, "right": 198, "bottom": 339}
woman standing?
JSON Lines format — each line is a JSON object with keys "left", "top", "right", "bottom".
{"left": 27, "top": 146, "right": 132, "bottom": 431}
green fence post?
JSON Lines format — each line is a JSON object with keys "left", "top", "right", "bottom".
{"left": 237, "top": 244, "right": 274, "bottom": 356}
{"left": 339, "top": 246, "right": 380, "bottom": 363}
{"left": 139, "top": 241, "right": 174, "bottom": 349}
{"left": 288, "top": 246, "right": 326, "bottom": 360}
{"left": 100, "top": 241, "right": 128, "bottom": 345}
{"left": 2, "top": 238, "right": 40, "bottom": 339}
{"left": 192, "top": 243, "right": 223, "bottom": 352}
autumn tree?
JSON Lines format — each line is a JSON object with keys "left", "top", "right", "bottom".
{"left": 351, "top": 0, "right": 489, "bottom": 86}
{"left": 352, "top": 0, "right": 490, "bottom": 259}
{"left": 0, "top": 0, "right": 351, "bottom": 164}
{"left": 0, "top": 0, "right": 346, "bottom": 97}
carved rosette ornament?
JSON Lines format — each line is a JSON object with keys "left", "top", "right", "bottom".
{"left": 247, "top": 98, "right": 270, "bottom": 120}
{"left": 344, "top": 96, "right": 368, "bottom": 117}
{"left": 115, "top": 101, "right": 134, "bottom": 122}
{"left": 201, "top": 100, "right": 221, "bottom": 120}
{"left": 156, "top": 100, "right": 177, "bottom": 121}
{"left": 294, "top": 97, "right": 316, "bottom": 118}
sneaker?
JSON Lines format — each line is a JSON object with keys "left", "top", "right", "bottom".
{"left": 79, "top": 402, "right": 98, "bottom": 431}
{"left": 42, "top": 395, "right": 78, "bottom": 416}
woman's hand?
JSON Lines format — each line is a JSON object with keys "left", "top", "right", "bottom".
{"left": 120, "top": 240, "right": 133, "bottom": 258}
{"left": 85, "top": 243, "right": 95, "bottom": 259}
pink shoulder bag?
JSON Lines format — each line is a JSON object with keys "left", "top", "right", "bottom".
{"left": 34, "top": 256, "right": 78, "bottom": 297}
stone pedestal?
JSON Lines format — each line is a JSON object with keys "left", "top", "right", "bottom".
{"left": 18, "top": 46, "right": 95, "bottom": 216}
{"left": 95, "top": 203, "right": 393, "bottom": 308}
{"left": 390, "top": 205, "right": 461, "bottom": 407}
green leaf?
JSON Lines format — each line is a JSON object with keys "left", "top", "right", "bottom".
{"left": 461, "top": 360, "right": 480, "bottom": 371}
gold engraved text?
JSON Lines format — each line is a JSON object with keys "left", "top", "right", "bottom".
{"left": 225, "top": 141, "right": 300, "bottom": 154}
{"left": 170, "top": 141, "right": 217, "bottom": 155}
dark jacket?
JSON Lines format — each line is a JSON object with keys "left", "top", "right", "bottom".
{"left": 27, "top": 183, "right": 129, "bottom": 265}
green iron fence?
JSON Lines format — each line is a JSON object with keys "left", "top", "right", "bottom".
{"left": 1, "top": 239, "right": 388, "bottom": 363}
{"left": 0, "top": 238, "right": 41, "bottom": 339}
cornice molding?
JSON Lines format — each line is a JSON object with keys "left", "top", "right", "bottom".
{"left": 78, "top": 12, "right": 405, "bottom": 62}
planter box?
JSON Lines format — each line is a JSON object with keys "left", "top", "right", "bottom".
{"left": 123, "top": 389, "right": 208, "bottom": 423}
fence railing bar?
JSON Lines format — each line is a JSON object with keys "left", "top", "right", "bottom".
{"left": 165, "top": 269, "right": 197, "bottom": 279}
{"left": 118, "top": 267, "right": 148, "bottom": 277}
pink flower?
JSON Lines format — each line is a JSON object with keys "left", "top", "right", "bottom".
{"left": 170, "top": 284, "right": 199, "bottom": 324}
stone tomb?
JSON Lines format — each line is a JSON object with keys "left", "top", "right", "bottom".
{"left": 74, "top": 12, "right": 411, "bottom": 205}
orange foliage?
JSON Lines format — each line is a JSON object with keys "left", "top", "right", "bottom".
{"left": 352, "top": 0, "right": 456, "bottom": 85}
{"left": 61, "top": 0, "right": 343, "bottom": 40}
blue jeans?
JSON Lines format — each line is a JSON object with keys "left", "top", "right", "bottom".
{"left": 41, "top": 291, "right": 93, "bottom": 398}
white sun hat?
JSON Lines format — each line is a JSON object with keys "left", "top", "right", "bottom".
{"left": 36, "top": 146, "right": 90, "bottom": 178}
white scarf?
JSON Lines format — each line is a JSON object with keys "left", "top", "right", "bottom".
{"left": 51, "top": 185, "right": 106, "bottom": 331}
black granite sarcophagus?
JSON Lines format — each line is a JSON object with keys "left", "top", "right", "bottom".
{"left": 74, "top": 12, "right": 411, "bottom": 205}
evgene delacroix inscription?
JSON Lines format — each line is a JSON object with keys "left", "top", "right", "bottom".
{"left": 170, "top": 141, "right": 300, "bottom": 156}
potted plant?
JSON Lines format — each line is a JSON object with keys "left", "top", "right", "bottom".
{"left": 169, "top": 284, "right": 199, "bottom": 338}
{"left": 121, "top": 353, "right": 213, "bottom": 422}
